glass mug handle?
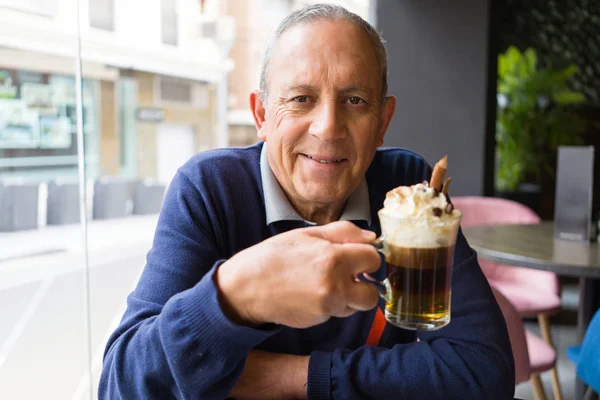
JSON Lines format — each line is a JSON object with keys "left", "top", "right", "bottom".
{"left": 358, "top": 237, "right": 392, "bottom": 303}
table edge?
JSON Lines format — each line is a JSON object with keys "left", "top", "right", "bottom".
{"left": 470, "top": 244, "right": 600, "bottom": 279}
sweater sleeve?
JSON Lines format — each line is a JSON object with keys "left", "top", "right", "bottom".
{"left": 307, "top": 232, "right": 516, "bottom": 400}
{"left": 99, "top": 171, "right": 279, "bottom": 399}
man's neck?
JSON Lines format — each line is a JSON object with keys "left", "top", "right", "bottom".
{"left": 287, "top": 196, "right": 347, "bottom": 225}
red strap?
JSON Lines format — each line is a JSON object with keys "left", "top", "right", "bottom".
{"left": 365, "top": 307, "right": 386, "bottom": 346}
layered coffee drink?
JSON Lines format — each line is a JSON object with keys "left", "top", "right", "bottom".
{"left": 377, "top": 156, "right": 462, "bottom": 330}
{"left": 385, "top": 244, "right": 454, "bottom": 324}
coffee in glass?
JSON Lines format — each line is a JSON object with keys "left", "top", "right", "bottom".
{"left": 369, "top": 156, "right": 462, "bottom": 330}
{"left": 377, "top": 211, "right": 461, "bottom": 330}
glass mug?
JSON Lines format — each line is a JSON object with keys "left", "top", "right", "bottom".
{"left": 365, "top": 211, "right": 462, "bottom": 331}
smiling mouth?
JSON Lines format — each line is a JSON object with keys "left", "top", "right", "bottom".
{"left": 302, "top": 154, "right": 346, "bottom": 164}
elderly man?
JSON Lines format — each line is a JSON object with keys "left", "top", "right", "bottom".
{"left": 100, "top": 4, "right": 514, "bottom": 400}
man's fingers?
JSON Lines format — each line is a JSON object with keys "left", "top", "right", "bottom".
{"left": 336, "top": 243, "right": 381, "bottom": 275}
{"left": 337, "top": 244, "right": 381, "bottom": 312}
{"left": 336, "top": 306, "right": 360, "bottom": 318}
{"left": 311, "top": 221, "right": 376, "bottom": 244}
{"left": 346, "top": 281, "right": 380, "bottom": 312}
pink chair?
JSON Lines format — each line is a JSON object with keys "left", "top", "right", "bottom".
{"left": 492, "top": 287, "right": 557, "bottom": 400}
{"left": 453, "top": 196, "right": 562, "bottom": 399}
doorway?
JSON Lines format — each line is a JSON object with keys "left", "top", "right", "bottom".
{"left": 156, "top": 124, "right": 195, "bottom": 186}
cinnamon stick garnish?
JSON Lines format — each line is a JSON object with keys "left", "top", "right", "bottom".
{"left": 442, "top": 177, "right": 452, "bottom": 196}
{"left": 429, "top": 155, "right": 447, "bottom": 191}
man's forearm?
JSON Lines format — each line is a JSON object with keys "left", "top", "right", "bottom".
{"left": 286, "top": 353, "right": 310, "bottom": 399}
{"left": 229, "top": 350, "right": 309, "bottom": 399}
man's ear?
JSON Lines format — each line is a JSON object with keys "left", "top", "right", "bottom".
{"left": 377, "top": 96, "right": 396, "bottom": 146}
{"left": 250, "top": 91, "right": 267, "bottom": 141}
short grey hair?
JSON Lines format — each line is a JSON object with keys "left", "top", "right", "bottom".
{"left": 259, "top": 4, "right": 388, "bottom": 103}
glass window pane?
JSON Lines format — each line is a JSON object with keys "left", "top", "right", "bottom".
{"left": 89, "top": 0, "right": 114, "bottom": 31}
{"left": 0, "top": 0, "right": 93, "bottom": 398}
{"left": 161, "top": 0, "right": 178, "bottom": 45}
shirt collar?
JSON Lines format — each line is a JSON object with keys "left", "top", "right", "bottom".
{"left": 260, "top": 142, "right": 371, "bottom": 226}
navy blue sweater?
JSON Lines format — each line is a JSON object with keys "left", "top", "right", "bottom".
{"left": 99, "top": 142, "right": 515, "bottom": 399}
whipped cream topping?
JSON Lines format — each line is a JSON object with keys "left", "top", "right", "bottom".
{"left": 378, "top": 182, "right": 462, "bottom": 247}
{"left": 381, "top": 183, "right": 458, "bottom": 219}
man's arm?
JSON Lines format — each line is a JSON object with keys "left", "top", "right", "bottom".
{"left": 306, "top": 233, "right": 516, "bottom": 400}
{"left": 99, "top": 172, "right": 280, "bottom": 399}
{"left": 99, "top": 170, "right": 383, "bottom": 399}
{"left": 228, "top": 351, "right": 309, "bottom": 400}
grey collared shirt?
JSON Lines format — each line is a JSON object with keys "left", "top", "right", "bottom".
{"left": 260, "top": 142, "right": 371, "bottom": 226}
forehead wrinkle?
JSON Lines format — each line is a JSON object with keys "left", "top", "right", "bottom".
{"left": 281, "top": 61, "right": 377, "bottom": 97}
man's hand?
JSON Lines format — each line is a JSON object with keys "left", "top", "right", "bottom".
{"left": 228, "top": 350, "right": 309, "bottom": 400}
{"left": 215, "top": 221, "right": 380, "bottom": 328}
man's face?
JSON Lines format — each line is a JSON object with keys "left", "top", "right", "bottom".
{"left": 252, "top": 19, "right": 395, "bottom": 212}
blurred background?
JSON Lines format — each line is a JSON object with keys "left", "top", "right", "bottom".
{"left": 0, "top": 0, "right": 597, "bottom": 399}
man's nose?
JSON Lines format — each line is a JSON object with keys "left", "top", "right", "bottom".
{"left": 308, "top": 102, "right": 346, "bottom": 142}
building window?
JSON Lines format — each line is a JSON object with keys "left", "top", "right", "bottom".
{"left": 159, "top": 77, "right": 192, "bottom": 104}
{"left": 89, "top": 0, "right": 114, "bottom": 31}
{"left": 161, "top": 0, "right": 178, "bottom": 46}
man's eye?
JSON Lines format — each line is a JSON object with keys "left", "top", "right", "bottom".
{"left": 346, "top": 96, "right": 365, "bottom": 105}
{"left": 292, "top": 96, "right": 310, "bottom": 103}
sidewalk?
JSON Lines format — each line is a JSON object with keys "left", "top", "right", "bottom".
{"left": 0, "top": 215, "right": 158, "bottom": 399}
{"left": 0, "top": 215, "right": 158, "bottom": 291}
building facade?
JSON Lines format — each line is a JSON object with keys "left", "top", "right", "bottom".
{"left": 0, "top": 0, "right": 234, "bottom": 185}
